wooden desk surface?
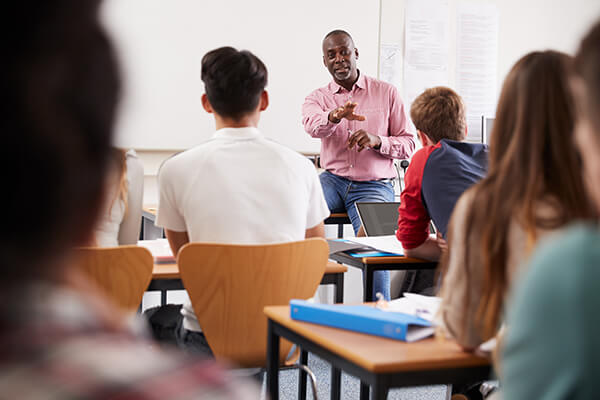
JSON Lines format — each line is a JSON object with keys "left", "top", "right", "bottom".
{"left": 152, "top": 261, "right": 347, "bottom": 280}
{"left": 143, "top": 205, "right": 158, "bottom": 216}
{"left": 264, "top": 305, "right": 489, "bottom": 374}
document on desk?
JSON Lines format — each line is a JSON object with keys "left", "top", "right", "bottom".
{"left": 290, "top": 299, "right": 434, "bottom": 342}
{"left": 348, "top": 235, "right": 404, "bottom": 256}
{"left": 138, "top": 238, "right": 175, "bottom": 263}
{"left": 384, "top": 293, "right": 441, "bottom": 323}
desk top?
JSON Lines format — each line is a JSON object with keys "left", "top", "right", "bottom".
{"left": 152, "top": 261, "right": 347, "bottom": 280}
{"left": 264, "top": 305, "right": 489, "bottom": 374}
{"left": 143, "top": 205, "right": 158, "bottom": 216}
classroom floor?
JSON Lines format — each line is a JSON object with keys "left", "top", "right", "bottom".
{"left": 260, "top": 353, "right": 447, "bottom": 399}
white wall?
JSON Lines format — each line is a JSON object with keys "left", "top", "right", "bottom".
{"left": 134, "top": 1, "right": 600, "bottom": 303}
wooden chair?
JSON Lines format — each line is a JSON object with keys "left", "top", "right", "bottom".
{"left": 177, "top": 238, "right": 329, "bottom": 368}
{"left": 75, "top": 246, "right": 154, "bottom": 312}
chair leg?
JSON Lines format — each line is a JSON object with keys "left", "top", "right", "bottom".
{"left": 296, "top": 363, "right": 319, "bottom": 400}
{"left": 298, "top": 349, "right": 308, "bottom": 400}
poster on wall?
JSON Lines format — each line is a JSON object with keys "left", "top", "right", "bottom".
{"left": 456, "top": 2, "right": 499, "bottom": 143}
{"left": 403, "top": 0, "right": 450, "bottom": 123}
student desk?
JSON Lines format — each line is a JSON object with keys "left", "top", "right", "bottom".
{"left": 328, "top": 251, "right": 437, "bottom": 302}
{"left": 265, "top": 305, "right": 491, "bottom": 400}
{"left": 148, "top": 261, "right": 347, "bottom": 305}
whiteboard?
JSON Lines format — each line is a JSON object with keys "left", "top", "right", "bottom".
{"left": 102, "top": 0, "right": 381, "bottom": 151}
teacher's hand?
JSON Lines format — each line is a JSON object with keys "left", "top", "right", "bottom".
{"left": 328, "top": 101, "right": 366, "bottom": 123}
{"left": 347, "top": 129, "right": 382, "bottom": 152}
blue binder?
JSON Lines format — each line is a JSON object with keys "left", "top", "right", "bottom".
{"left": 290, "top": 300, "right": 434, "bottom": 342}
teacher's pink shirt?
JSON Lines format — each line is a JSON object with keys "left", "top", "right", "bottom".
{"left": 302, "top": 73, "right": 415, "bottom": 181}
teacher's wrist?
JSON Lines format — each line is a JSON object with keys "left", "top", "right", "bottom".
{"left": 328, "top": 110, "right": 341, "bottom": 124}
{"left": 372, "top": 135, "right": 382, "bottom": 149}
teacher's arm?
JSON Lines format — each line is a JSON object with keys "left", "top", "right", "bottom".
{"left": 302, "top": 92, "right": 348, "bottom": 139}
{"left": 377, "top": 86, "right": 416, "bottom": 159}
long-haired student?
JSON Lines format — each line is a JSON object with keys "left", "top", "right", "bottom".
{"left": 502, "top": 21, "right": 600, "bottom": 400}
{"left": 437, "top": 50, "right": 595, "bottom": 351}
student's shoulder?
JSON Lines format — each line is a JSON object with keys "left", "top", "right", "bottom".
{"left": 526, "top": 224, "right": 600, "bottom": 292}
{"left": 159, "top": 143, "right": 214, "bottom": 174}
{"left": 408, "top": 144, "right": 440, "bottom": 170}
{"left": 262, "top": 139, "right": 315, "bottom": 169}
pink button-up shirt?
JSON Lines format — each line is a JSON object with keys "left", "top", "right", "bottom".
{"left": 302, "top": 73, "right": 415, "bottom": 181}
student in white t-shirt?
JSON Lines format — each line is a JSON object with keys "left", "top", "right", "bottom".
{"left": 156, "top": 46, "right": 330, "bottom": 354}
{"left": 94, "top": 148, "right": 144, "bottom": 247}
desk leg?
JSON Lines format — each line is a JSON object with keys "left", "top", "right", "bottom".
{"left": 371, "top": 384, "right": 388, "bottom": 400}
{"left": 267, "top": 320, "right": 280, "bottom": 400}
{"left": 298, "top": 349, "right": 308, "bottom": 400}
{"left": 161, "top": 290, "right": 167, "bottom": 306}
{"left": 337, "top": 223, "right": 344, "bottom": 238}
{"left": 364, "top": 267, "right": 374, "bottom": 302}
{"left": 330, "top": 367, "right": 341, "bottom": 400}
{"left": 334, "top": 273, "right": 344, "bottom": 304}
{"left": 359, "top": 382, "right": 369, "bottom": 400}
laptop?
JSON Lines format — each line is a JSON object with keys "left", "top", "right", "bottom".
{"left": 355, "top": 202, "right": 401, "bottom": 237}
{"left": 355, "top": 201, "right": 436, "bottom": 237}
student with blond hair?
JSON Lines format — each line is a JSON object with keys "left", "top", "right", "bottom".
{"left": 396, "top": 87, "right": 487, "bottom": 299}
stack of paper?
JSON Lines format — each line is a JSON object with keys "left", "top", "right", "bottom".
{"left": 137, "top": 239, "right": 175, "bottom": 263}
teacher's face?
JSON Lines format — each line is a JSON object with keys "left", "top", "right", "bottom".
{"left": 322, "top": 33, "right": 359, "bottom": 86}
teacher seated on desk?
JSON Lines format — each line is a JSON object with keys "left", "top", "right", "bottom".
{"left": 155, "top": 46, "right": 330, "bottom": 355}
{"left": 302, "top": 29, "right": 416, "bottom": 300}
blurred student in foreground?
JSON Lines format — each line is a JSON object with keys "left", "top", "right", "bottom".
{"left": 0, "top": 1, "right": 258, "bottom": 398}
{"left": 502, "top": 20, "right": 600, "bottom": 400}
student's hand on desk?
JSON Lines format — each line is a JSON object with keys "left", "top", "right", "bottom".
{"left": 348, "top": 129, "right": 382, "bottom": 151}
{"left": 329, "top": 101, "right": 366, "bottom": 123}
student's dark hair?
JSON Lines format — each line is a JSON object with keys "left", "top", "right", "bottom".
{"left": 574, "top": 19, "right": 600, "bottom": 133}
{"left": 440, "top": 50, "right": 594, "bottom": 341}
{"left": 410, "top": 86, "right": 466, "bottom": 142}
{"left": 201, "top": 47, "right": 267, "bottom": 120}
{"left": 323, "top": 29, "right": 354, "bottom": 45}
{"left": 0, "top": 1, "right": 120, "bottom": 287}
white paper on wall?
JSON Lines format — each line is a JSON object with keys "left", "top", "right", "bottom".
{"left": 379, "top": 43, "right": 403, "bottom": 89}
{"left": 403, "top": 0, "right": 450, "bottom": 116}
{"left": 456, "top": 2, "right": 499, "bottom": 143}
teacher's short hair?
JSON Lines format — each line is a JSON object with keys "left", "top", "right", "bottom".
{"left": 201, "top": 47, "right": 267, "bottom": 120}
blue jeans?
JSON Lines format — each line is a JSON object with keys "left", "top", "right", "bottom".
{"left": 320, "top": 170, "right": 395, "bottom": 301}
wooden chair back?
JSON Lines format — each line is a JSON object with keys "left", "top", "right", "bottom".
{"left": 178, "top": 238, "right": 329, "bottom": 368}
{"left": 75, "top": 246, "right": 154, "bottom": 312}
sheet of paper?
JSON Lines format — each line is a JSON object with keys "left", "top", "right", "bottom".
{"left": 347, "top": 235, "right": 404, "bottom": 255}
{"left": 379, "top": 43, "right": 403, "bottom": 89}
{"left": 385, "top": 293, "right": 441, "bottom": 322}
{"left": 456, "top": 3, "right": 499, "bottom": 142}
{"left": 138, "top": 238, "right": 175, "bottom": 263}
{"left": 403, "top": 0, "right": 450, "bottom": 116}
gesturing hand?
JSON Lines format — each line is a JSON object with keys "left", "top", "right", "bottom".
{"left": 347, "top": 129, "right": 382, "bottom": 152}
{"left": 329, "top": 101, "right": 366, "bottom": 123}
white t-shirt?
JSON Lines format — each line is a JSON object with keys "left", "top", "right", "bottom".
{"left": 95, "top": 150, "right": 144, "bottom": 247}
{"left": 156, "top": 127, "right": 330, "bottom": 331}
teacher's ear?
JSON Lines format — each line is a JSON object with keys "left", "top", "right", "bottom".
{"left": 201, "top": 93, "right": 213, "bottom": 114}
{"left": 259, "top": 90, "right": 269, "bottom": 112}
{"left": 354, "top": 47, "right": 359, "bottom": 60}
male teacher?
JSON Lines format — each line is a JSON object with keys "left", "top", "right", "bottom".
{"left": 302, "top": 30, "right": 415, "bottom": 300}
